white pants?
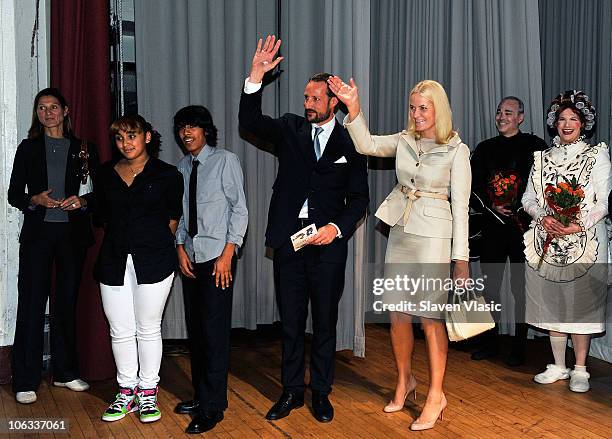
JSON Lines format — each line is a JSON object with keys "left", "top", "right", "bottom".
{"left": 100, "top": 255, "right": 174, "bottom": 389}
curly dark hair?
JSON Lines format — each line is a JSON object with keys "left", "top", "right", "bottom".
{"left": 173, "top": 105, "right": 218, "bottom": 146}
{"left": 545, "top": 90, "right": 596, "bottom": 139}
{"left": 109, "top": 114, "right": 162, "bottom": 157}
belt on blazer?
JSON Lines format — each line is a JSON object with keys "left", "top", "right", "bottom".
{"left": 397, "top": 184, "right": 449, "bottom": 225}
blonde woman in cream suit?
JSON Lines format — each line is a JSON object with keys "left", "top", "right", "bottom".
{"left": 328, "top": 77, "right": 471, "bottom": 431}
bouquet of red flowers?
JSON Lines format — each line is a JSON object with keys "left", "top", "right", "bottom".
{"left": 488, "top": 171, "right": 526, "bottom": 231}
{"left": 489, "top": 173, "right": 520, "bottom": 206}
{"left": 538, "top": 175, "right": 585, "bottom": 268}
{"left": 489, "top": 172, "right": 520, "bottom": 207}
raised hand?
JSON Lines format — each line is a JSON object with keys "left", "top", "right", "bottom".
{"left": 327, "top": 76, "right": 361, "bottom": 120}
{"left": 249, "top": 35, "right": 284, "bottom": 84}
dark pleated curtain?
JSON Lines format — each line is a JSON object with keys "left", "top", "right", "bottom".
{"left": 51, "top": 0, "right": 114, "bottom": 380}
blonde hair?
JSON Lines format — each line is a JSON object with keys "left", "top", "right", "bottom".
{"left": 406, "top": 80, "right": 456, "bottom": 144}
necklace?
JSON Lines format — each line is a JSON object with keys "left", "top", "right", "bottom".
{"left": 417, "top": 140, "right": 424, "bottom": 157}
{"left": 126, "top": 160, "right": 147, "bottom": 177}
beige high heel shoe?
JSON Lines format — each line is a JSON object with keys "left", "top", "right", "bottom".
{"left": 383, "top": 375, "right": 417, "bottom": 413}
{"left": 409, "top": 394, "right": 447, "bottom": 431}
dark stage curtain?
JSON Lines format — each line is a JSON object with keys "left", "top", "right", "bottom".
{"left": 51, "top": 0, "right": 114, "bottom": 380}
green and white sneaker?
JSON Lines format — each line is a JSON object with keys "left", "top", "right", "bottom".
{"left": 137, "top": 386, "right": 161, "bottom": 423}
{"left": 102, "top": 387, "right": 138, "bottom": 422}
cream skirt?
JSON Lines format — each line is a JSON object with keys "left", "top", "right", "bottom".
{"left": 382, "top": 224, "right": 451, "bottom": 319}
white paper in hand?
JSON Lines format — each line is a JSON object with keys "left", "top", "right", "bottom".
{"left": 290, "top": 223, "right": 317, "bottom": 251}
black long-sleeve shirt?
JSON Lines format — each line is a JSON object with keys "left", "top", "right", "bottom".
{"left": 94, "top": 158, "right": 183, "bottom": 285}
{"left": 470, "top": 132, "right": 547, "bottom": 227}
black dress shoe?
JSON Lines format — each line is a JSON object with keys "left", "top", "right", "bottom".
{"left": 175, "top": 399, "right": 200, "bottom": 414}
{"left": 265, "top": 391, "right": 304, "bottom": 420}
{"left": 312, "top": 392, "right": 333, "bottom": 423}
{"left": 505, "top": 349, "right": 526, "bottom": 367}
{"left": 470, "top": 346, "right": 498, "bottom": 361}
{"left": 186, "top": 411, "right": 224, "bottom": 434}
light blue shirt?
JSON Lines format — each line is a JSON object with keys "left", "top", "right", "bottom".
{"left": 176, "top": 145, "right": 248, "bottom": 263}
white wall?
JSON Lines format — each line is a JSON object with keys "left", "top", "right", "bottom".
{"left": 0, "top": 0, "right": 48, "bottom": 346}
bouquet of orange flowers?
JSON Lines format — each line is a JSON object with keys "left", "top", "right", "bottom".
{"left": 538, "top": 175, "right": 585, "bottom": 268}
{"left": 489, "top": 172, "right": 521, "bottom": 207}
{"left": 543, "top": 176, "right": 584, "bottom": 225}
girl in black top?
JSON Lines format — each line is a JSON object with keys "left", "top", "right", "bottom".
{"left": 95, "top": 115, "right": 182, "bottom": 424}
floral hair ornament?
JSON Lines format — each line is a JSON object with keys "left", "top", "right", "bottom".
{"left": 546, "top": 90, "right": 597, "bottom": 138}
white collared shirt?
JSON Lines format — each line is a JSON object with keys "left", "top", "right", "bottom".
{"left": 298, "top": 118, "right": 336, "bottom": 218}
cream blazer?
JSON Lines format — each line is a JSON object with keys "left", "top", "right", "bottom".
{"left": 344, "top": 112, "right": 471, "bottom": 261}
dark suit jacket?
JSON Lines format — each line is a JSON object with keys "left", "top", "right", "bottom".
{"left": 8, "top": 135, "right": 99, "bottom": 246}
{"left": 239, "top": 87, "right": 369, "bottom": 262}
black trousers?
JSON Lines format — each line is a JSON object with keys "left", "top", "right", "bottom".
{"left": 273, "top": 236, "right": 346, "bottom": 395}
{"left": 12, "top": 222, "right": 85, "bottom": 392}
{"left": 479, "top": 220, "right": 527, "bottom": 339}
{"left": 181, "top": 258, "right": 234, "bottom": 413}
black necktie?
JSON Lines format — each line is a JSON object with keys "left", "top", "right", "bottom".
{"left": 188, "top": 159, "right": 199, "bottom": 238}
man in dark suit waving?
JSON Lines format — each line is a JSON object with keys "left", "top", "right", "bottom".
{"left": 239, "top": 35, "right": 369, "bottom": 423}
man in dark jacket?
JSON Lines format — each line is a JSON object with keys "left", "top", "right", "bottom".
{"left": 239, "top": 35, "right": 369, "bottom": 423}
{"left": 470, "top": 96, "right": 547, "bottom": 366}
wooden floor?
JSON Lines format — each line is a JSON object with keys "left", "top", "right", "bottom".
{"left": 1, "top": 324, "right": 612, "bottom": 438}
